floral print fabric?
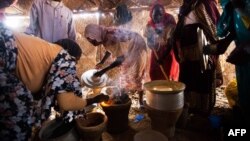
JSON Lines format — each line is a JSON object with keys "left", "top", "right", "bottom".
{"left": 0, "top": 22, "right": 83, "bottom": 140}
{"left": 0, "top": 22, "right": 34, "bottom": 141}
{"left": 39, "top": 50, "right": 84, "bottom": 124}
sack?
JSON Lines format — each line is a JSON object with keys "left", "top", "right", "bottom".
{"left": 226, "top": 46, "right": 250, "bottom": 65}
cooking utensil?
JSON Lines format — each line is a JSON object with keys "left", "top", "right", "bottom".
{"left": 81, "top": 69, "right": 108, "bottom": 88}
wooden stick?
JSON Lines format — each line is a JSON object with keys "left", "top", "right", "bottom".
{"left": 152, "top": 49, "right": 169, "bottom": 80}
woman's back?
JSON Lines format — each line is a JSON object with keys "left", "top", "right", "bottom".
{"left": 14, "top": 33, "right": 62, "bottom": 93}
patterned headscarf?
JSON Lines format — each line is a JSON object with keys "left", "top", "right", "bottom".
{"left": 179, "top": 0, "right": 220, "bottom": 24}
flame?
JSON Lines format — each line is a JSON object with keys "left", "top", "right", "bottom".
{"left": 101, "top": 100, "right": 114, "bottom": 106}
{"left": 101, "top": 102, "right": 110, "bottom": 106}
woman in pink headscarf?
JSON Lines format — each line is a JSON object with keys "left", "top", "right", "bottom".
{"left": 84, "top": 24, "right": 148, "bottom": 107}
{"left": 144, "top": 3, "right": 179, "bottom": 81}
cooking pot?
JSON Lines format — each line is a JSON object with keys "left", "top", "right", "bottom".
{"left": 144, "top": 80, "right": 185, "bottom": 111}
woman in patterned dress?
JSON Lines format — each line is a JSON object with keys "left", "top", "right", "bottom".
{"left": 0, "top": 3, "right": 108, "bottom": 139}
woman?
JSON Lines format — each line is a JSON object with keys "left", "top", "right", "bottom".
{"left": 174, "top": 0, "right": 221, "bottom": 116}
{"left": 84, "top": 24, "right": 148, "bottom": 108}
{"left": 205, "top": 0, "right": 250, "bottom": 126}
{"left": 144, "top": 3, "right": 179, "bottom": 81}
{"left": 0, "top": 2, "right": 108, "bottom": 140}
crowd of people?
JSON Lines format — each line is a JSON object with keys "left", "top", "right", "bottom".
{"left": 1, "top": 0, "right": 250, "bottom": 140}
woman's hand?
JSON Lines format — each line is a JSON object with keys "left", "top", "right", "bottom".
{"left": 94, "top": 93, "right": 109, "bottom": 103}
{"left": 86, "top": 93, "right": 109, "bottom": 105}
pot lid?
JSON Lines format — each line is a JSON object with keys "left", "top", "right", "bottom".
{"left": 81, "top": 69, "right": 108, "bottom": 88}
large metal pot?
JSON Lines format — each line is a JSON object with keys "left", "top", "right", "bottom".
{"left": 144, "top": 80, "right": 185, "bottom": 111}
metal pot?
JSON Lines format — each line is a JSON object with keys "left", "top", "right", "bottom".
{"left": 144, "top": 80, "right": 185, "bottom": 111}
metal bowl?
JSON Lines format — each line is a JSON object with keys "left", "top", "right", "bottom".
{"left": 144, "top": 80, "right": 185, "bottom": 111}
{"left": 81, "top": 69, "right": 108, "bottom": 88}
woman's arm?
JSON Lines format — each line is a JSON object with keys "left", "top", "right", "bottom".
{"left": 57, "top": 92, "right": 87, "bottom": 111}
{"left": 204, "top": 32, "right": 235, "bottom": 55}
{"left": 94, "top": 55, "right": 125, "bottom": 77}
{"left": 97, "top": 51, "right": 111, "bottom": 65}
{"left": 57, "top": 92, "right": 109, "bottom": 111}
{"left": 25, "top": 1, "right": 39, "bottom": 35}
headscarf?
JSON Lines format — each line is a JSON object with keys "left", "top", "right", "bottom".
{"left": 84, "top": 24, "right": 104, "bottom": 42}
{"left": 147, "top": 3, "right": 175, "bottom": 29}
{"left": 0, "top": 0, "right": 16, "bottom": 9}
{"left": 54, "top": 38, "right": 82, "bottom": 60}
{"left": 179, "top": 0, "right": 220, "bottom": 25}
{"left": 202, "top": 0, "right": 220, "bottom": 24}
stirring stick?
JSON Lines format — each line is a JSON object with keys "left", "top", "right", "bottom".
{"left": 152, "top": 49, "right": 169, "bottom": 80}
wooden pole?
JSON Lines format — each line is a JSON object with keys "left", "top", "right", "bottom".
{"left": 152, "top": 49, "right": 169, "bottom": 80}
